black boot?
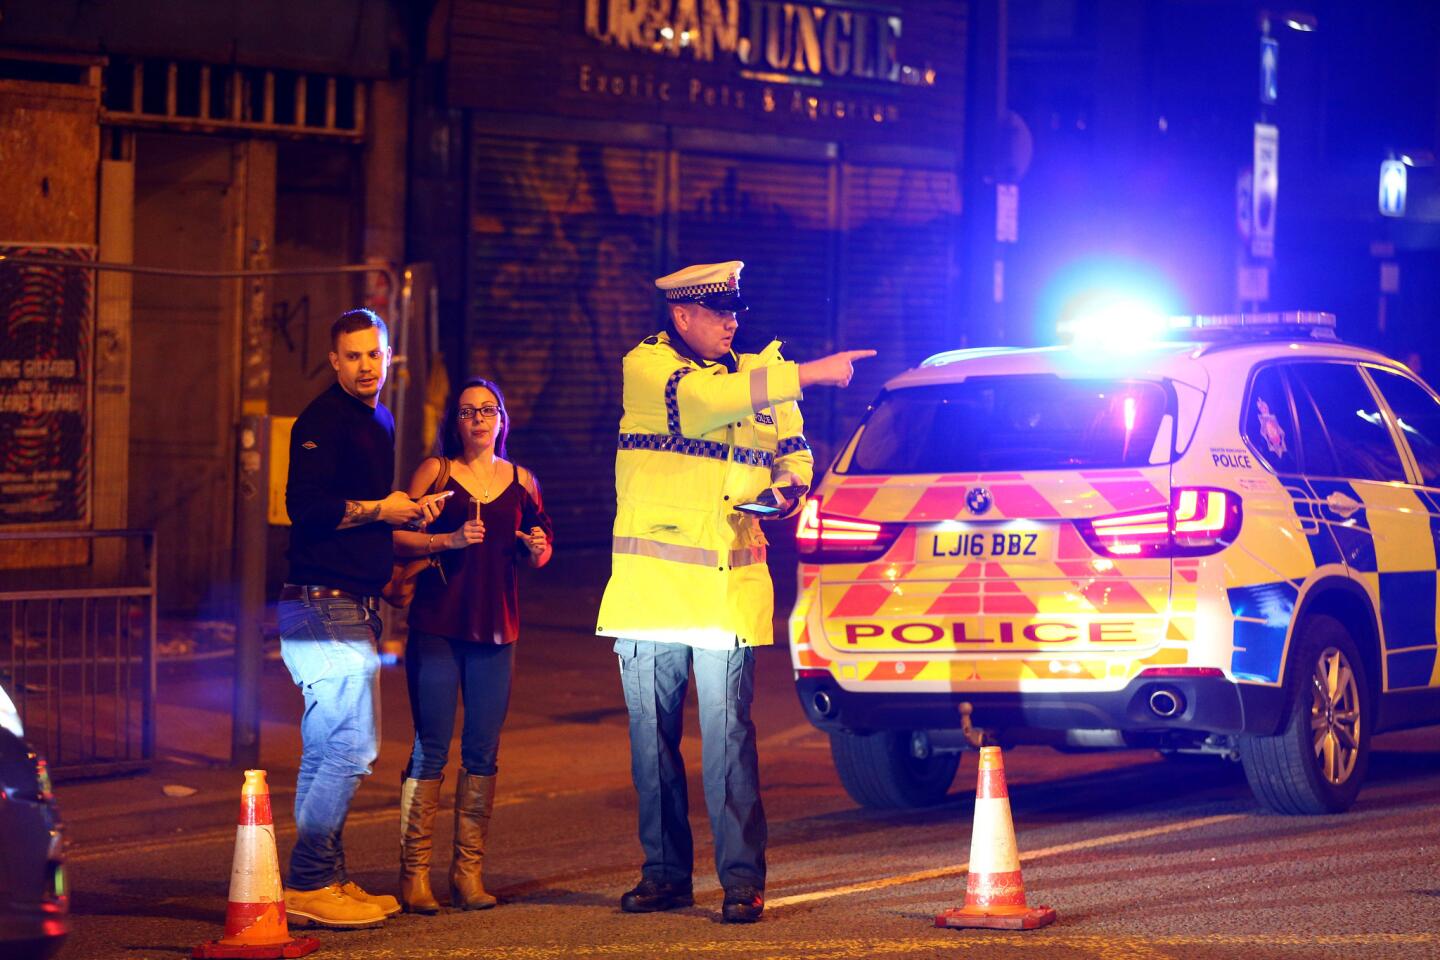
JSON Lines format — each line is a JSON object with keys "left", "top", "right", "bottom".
{"left": 619, "top": 878, "right": 694, "bottom": 913}
{"left": 722, "top": 885, "right": 764, "bottom": 923}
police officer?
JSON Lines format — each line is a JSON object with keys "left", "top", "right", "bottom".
{"left": 598, "top": 261, "right": 874, "bottom": 923}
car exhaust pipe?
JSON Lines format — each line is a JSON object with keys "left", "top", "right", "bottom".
{"left": 811, "top": 689, "right": 835, "bottom": 718}
{"left": 1148, "top": 687, "right": 1184, "bottom": 718}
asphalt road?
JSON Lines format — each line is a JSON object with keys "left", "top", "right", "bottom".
{"left": 53, "top": 558, "right": 1440, "bottom": 960}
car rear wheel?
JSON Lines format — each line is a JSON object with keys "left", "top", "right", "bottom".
{"left": 828, "top": 730, "right": 960, "bottom": 809}
{"left": 1237, "top": 614, "right": 1370, "bottom": 814}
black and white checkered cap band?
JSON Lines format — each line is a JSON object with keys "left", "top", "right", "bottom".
{"left": 664, "top": 280, "right": 738, "bottom": 301}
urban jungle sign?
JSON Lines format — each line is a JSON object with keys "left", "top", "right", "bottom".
{"left": 447, "top": 0, "right": 960, "bottom": 142}
{"left": 583, "top": 0, "right": 929, "bottom": 87}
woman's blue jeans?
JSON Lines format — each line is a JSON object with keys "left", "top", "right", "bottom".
{"left": 404, "top": 630, "right": 515, "bottom": 780}
{"left": 278, "top": 595, "right": 381, "bottom": 891}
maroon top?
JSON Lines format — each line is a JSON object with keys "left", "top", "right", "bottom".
{"left": 409, "top": 462, "right": 553, "bottom": 645}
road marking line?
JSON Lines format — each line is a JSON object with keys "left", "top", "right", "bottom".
{"left": 767, "top": 813, "right": 1244, "bottom": 909}
{"left": 331, "top": 932, "right": 1439, "bottom": 960}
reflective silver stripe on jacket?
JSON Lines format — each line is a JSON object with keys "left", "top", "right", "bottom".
{"left": 749, "top": 367, "right": 769, "bottom": 415}
{"left": 729, "top": 545, "right": 767, "bottom": 568}
{"left": 613, "top": 537, "right": 768, "bottom": 569}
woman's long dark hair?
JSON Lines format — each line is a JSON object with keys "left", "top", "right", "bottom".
{"left": 438, "top": 377, "right": 509, "bottom": 460}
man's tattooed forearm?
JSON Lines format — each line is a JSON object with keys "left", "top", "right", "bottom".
{"left": 342, "top": 500, "right": 380, "bottom": 525}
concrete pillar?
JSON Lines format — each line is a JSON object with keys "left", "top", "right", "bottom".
{"left": 362, "top": 75, "right": 411, "bottom": 477}
{"left": 94, "top": 131, "right": 136, "bottom": 575}
{"left": 364, "top": 77, "right": 409, "bottom": 268}
{"left": 963, "top": 0, "right": 1008, "bottom": 345}
{"left": 362, "top": 76, "right": 410, "bottom": 658}
{"left": 230, "top": 138, "right": 276, "bottom": 769}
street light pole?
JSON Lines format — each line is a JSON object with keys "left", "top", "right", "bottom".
{"left": 964, "top": 0, "right": 1010, "bottom": 346}
{"left": 232, "top": 241, "right": 271, "bottom": 770}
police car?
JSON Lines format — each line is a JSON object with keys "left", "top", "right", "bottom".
{"left": 788, "top": 312, "right": 1440, "bottom": 815}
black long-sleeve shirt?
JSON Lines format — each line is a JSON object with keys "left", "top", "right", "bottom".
{"left": 285, "top": 382, "right": 396, "bottom": 595}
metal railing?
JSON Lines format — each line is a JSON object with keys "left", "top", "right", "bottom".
{"left": 101, "top": 56, "right": 366, "bottom": 141}
{"left": 0, "top": 530, "right": 157, "bottom": 779}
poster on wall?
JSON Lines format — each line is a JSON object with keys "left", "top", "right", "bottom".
{"left": 0, "top": 244, "right": 93, "bottom": 528}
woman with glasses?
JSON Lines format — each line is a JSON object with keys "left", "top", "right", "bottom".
{"left": 391, "top": 377, "right": 553, "bottom": 914}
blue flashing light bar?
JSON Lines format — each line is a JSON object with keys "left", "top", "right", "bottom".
{"left": 1056, "top": 310, "right": 1338, "bottom": 349}
{"left": 1168, "top": 312, "right": 1337, "bottom": 340}
{"left": 1171, "top": 311, "right": 1334, "bottom": 330}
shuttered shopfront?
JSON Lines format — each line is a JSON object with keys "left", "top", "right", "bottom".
{"left": 446, "top": 1, "right": 967, "bottom": 546}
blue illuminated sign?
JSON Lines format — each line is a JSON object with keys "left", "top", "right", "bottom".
{"left": 1379, "top": 160, "right": 1407, "bottom": 218}
{"left": 1260, "top": 38, "right": 1278, "bottom": 104}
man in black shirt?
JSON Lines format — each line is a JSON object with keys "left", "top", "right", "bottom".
{"left": 279, "top": 308, "right": 447, "bottom": 929}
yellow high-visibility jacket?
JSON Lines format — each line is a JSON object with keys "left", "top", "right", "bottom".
{"left": 596, "top": 331, "right": 815, "bottom": 648}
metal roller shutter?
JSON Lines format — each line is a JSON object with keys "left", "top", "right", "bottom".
{"left": 465, "top": 136, "right": 962, "bottom": 547}
{"left": 837, "top": 163, "right": 961, "bottom": 437}
{"left": 673, "top": 152, "right": 839, "bottom": 461}
{"left": 467, "top": 134, "right": 665, "bottom": 545}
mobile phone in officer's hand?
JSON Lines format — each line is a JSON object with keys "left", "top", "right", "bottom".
{"left": 735, "top": 484, "right": 806, "bottom": 517}
{"left": 734, "top": 500, "right": 784, "bottom": 517}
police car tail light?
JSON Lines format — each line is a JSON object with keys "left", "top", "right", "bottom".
{"left": 796, "top": 497, "right": 903, "bottom": 563}
{"left": 1076, "top": 487, "right": 1241, "bottom": 558}
{"left": 1138, "top": 666, "right": 1225, "bottom": 678}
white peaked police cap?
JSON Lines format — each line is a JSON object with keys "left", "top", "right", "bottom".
{"left": 654, "top": 260, "right": 748, "bottom": 312}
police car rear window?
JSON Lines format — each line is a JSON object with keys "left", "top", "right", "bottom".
{"left": 847, "top": 376, "right": 1171, "bottom": 474}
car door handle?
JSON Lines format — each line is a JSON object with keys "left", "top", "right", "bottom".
{"left": 1325, "top": 491, "right": 1363, "bottom": 518}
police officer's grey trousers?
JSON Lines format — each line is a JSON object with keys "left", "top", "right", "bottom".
{"left": 614, "top": 638, "right": 766, "bottom": 892}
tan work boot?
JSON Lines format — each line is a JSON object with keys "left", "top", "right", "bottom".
{"left": 398, "top": 776, "right": 443, "bottom": 914}
{"left": 449, "top": 770, "right": 498, "bottom": 910}
{"left": 284, "top": 883, "right": 386, "bottom": 929}
{"left": 339, "top": 880, "right": 401, "bottom": 917}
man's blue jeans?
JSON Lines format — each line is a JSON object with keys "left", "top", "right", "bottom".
{"left": 614, "top": 639, "right": 766, "bottom": 893}
{"left": 278, "top": 594, "right": 381, "bottom": 892}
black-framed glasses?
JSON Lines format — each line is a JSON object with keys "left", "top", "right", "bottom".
{"left": 458, "top": 404, "right": 502, "bottom": 420}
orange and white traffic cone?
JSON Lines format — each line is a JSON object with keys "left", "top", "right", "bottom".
{"left": 193, "top": 770, "right": 320, "bottom": 959}
{"left": 935, "top": 746, "right": 1056, "bottom": 931}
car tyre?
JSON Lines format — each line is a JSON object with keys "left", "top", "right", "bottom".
{"left": 1237, "top": 614, "right": 1370, "bottom": 814}
{"left": 828, "top": 730, "right": 959, "bottom": 809}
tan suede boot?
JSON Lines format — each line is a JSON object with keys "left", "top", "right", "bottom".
{"left": 449, "top": 770, "right": 498, "bottom": 910}
{"left": 398, "top": 777, "right": 443, "bottom": 914}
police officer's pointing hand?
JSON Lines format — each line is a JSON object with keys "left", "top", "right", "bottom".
{"left": 799, "top": 349, "right": 878, "bottom": 389}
